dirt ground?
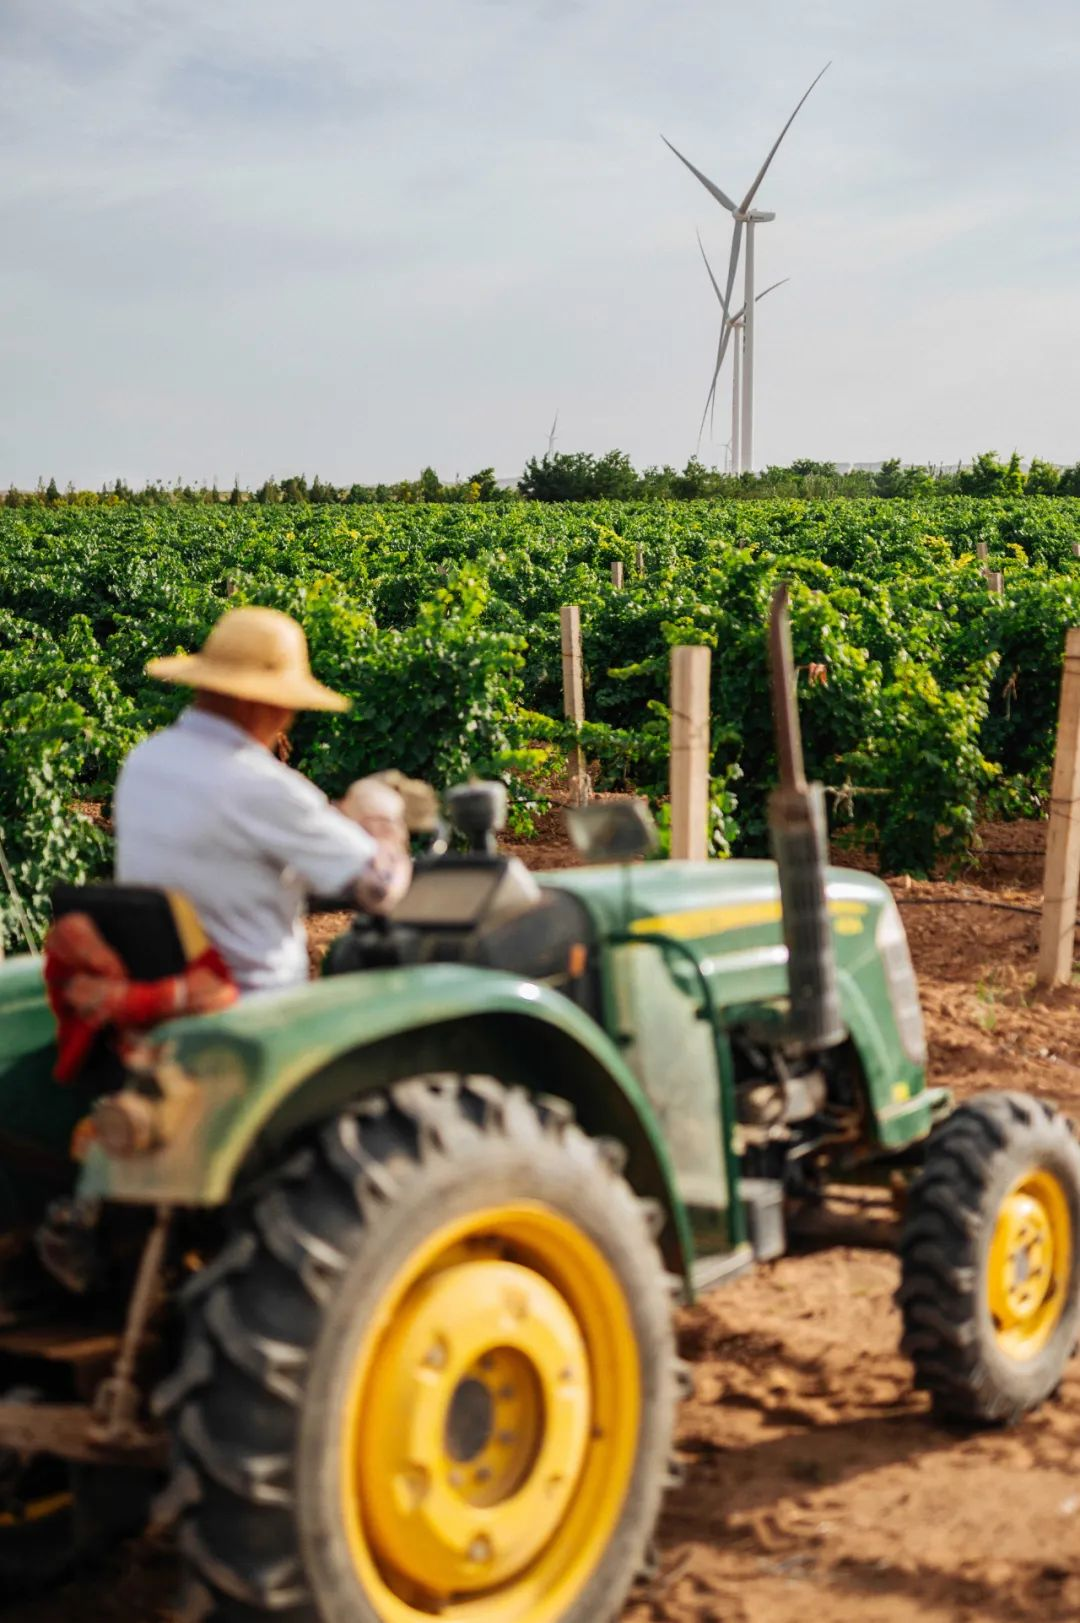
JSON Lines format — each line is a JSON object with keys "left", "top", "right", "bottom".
{"left": 11, "top": 816, "right": 1080, "bottom": 1622}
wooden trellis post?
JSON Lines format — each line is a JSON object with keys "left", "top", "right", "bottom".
{"left": 610, "top": 560, "right": 624, "bottom": 590}
{"left": 560, "top": 605, "right": 589, "bottom": 807}
{"left": 1038, "top": 628, "right": 1080, "bottom": 987}
{"left": 976, "top": 542, "right": 989, "bottom": 562}
{"left": 986, "top": 569, "right": 1004, "bottom": 595}
{"left": 669, "top": 646, "right": 711, "bottom": 861}
{"left": 635, "top": 542, "right": 645, "bottom": 574}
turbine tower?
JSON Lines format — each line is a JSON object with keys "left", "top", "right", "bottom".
{"left": 664, "top": 63, "right": 829, "bottom": 471}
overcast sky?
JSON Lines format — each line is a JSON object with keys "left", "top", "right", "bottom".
{"left": 2, "top": 0, "right": 1079, "bottom": 487}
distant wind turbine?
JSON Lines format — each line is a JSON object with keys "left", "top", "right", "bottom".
{"left": 547, "top": 410, "right": 559, "bottom": 458}
{"left": 697, "top": 232, "right": 788, "bottom": 466}
{"left": 664, "top": 63, "right": 829, "bottom": 471}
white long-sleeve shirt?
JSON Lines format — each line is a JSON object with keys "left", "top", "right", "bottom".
{"left": 114, "top": 708, "right": 376, "bottom": 993}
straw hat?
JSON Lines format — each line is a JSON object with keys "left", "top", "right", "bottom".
{"left": 146, "top": 607, "right": 349, "bottom": 712}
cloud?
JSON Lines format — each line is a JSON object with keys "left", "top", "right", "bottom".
{"left": 1, "top": 0, "right": 1080, "bottom": 484}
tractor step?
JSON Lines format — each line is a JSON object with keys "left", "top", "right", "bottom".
{"left": 691, "top": 1242, "right": 755, "bottom": 1293}
{"left": 689, "top": 1180, "right": 788, "bottom": 1293}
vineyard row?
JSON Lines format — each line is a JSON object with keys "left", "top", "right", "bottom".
{"left": 2, "top": 496, "right": 1080, "bottom": 946}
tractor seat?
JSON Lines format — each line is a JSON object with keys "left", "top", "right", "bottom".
{"left": 50, "top": 883, "right": 211, "bottom": 980}
{"left": 45, "top": 885, "right": 236, "bottom": 1088}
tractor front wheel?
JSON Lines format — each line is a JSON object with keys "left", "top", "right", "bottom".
{"left": 157, "top": 1076, "right": 681, "bottom": 1622}
{"left": 898, "top": 1091, "right": 1080, "bottom": 1423}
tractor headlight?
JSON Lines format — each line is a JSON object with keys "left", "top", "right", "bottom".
{"left": 875, "top": 899, "right": 927, "bottom": 1066}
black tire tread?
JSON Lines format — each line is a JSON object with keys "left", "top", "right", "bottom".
{"left": 156, "top": 1075, "right": 680, "bottom": 1621}
{"left": 897, "top": 1090, "right": 1080, "bottom": 1424}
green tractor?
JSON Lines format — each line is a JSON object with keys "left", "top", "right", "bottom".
{"left": 1, "top": 588, "right": 1078, "bottom": 1622}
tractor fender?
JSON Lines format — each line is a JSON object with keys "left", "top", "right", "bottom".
{"left": 78, "top": 963, "right": 694, "bottom": 1279}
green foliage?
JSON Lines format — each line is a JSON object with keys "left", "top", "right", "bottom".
{"left": 875, "top": 459, "right": 937, "bottom": 498}
{"left": 519, "top": 450, "right": 639, "bottom": 502}
{"left": 1002, "top": 452, "right": 1026, "bottom": 496}
{"left": 4, "top": 495, "right": 1080, "bottom": 945}
{"left": 467, "top": 468, "right": 499, "bottom": 502}
{"left": 959, "top": 451, "right": 1027, "bottom": 498}
{"left": 6, "top": 451, "right": 1079, "bottom": 509}
{"left": 0, "top": 613, "right": 140, "bottom": 944}
{"left": 1026, "top": 459, "right": 1061, "bottom": 496}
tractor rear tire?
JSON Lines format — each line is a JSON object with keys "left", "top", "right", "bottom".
{"left": 156, "top": 1076, "right": 682, "bottom": 1622}
{"left": 898, "top": 1091, "right": 1080, "bottom": 1423}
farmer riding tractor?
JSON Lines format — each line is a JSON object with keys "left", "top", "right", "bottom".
{"left": 1, "top": 588, "right": 1078, "bottom": 1622}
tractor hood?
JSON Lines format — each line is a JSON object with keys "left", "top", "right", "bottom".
{"left": 541, "top": 859, "right": 931, "bottom": 1147}
{"left": 540, "top": 858, "right": 889, "bottom": 964}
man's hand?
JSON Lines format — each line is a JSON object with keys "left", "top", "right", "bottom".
{"left": 354, "top": 843, "right": 412, "bottom": 916}
{"left": 338, "top": 771, "right": 440, "bottom": 841}
{"left": 337, "top": 778, "right": 410, "bottom": 855}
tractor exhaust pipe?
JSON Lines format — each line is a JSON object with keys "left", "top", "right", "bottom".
{"left": 767, "top": 586, "right": 846, "bottom": 1052}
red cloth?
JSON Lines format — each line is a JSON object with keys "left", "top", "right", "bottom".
{"left": 43, "top": 912, "right": 238, "bottom": 1083}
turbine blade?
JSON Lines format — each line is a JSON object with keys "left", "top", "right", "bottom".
{"left": 713, "top": 317, "right": 740, "bottom": 433}
{"left": 699, "top": 326, "right": 726, "bottom": 443}
{"left": 755, "top": 277, "right": 791, "bottom": 303}
{"left": 718, "top": 315, "right": 736, "bottom": 366}
{"left": 696, "top": 230, "right": 729, "bottom": 313}
{"left": 739, "top": 62, "right": 831, "bottom": 212}
{"left": 698, "top": 380, "right": 715, "bottom": 445}
{"left": 719, "top": 217, "right": 744, "bottom": 336}
{"left": 662, "top": 135, "right": 738, "bottom": 214}
{"left": 700, "top": 308, "right": 741, "bottom": 445}
{"left": 698, "top": 376, "right": 717, "bottom": 445}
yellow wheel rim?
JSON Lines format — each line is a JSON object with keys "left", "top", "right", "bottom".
{"left": 341, "top": 1203, "right": 641, "bottom": 1621}
{"left": 987, "top": 1168, "right": 1072, "bottom": 1360}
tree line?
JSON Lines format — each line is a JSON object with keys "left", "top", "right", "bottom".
{"left": 5, "top": 450, "right": 1080, "bottom": 509}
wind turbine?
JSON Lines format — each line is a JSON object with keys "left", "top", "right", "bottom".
{"left": 726, "top": 283, "right": 788, "bottom": 473}
{"left": 698, "top": 233, "right": 788, "bottom": 468}
{"left": 547, "top": 410, "right": 559, "bottom": 459}
{"left": 664, "top": 63, "right": 829, "bottom": 471}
